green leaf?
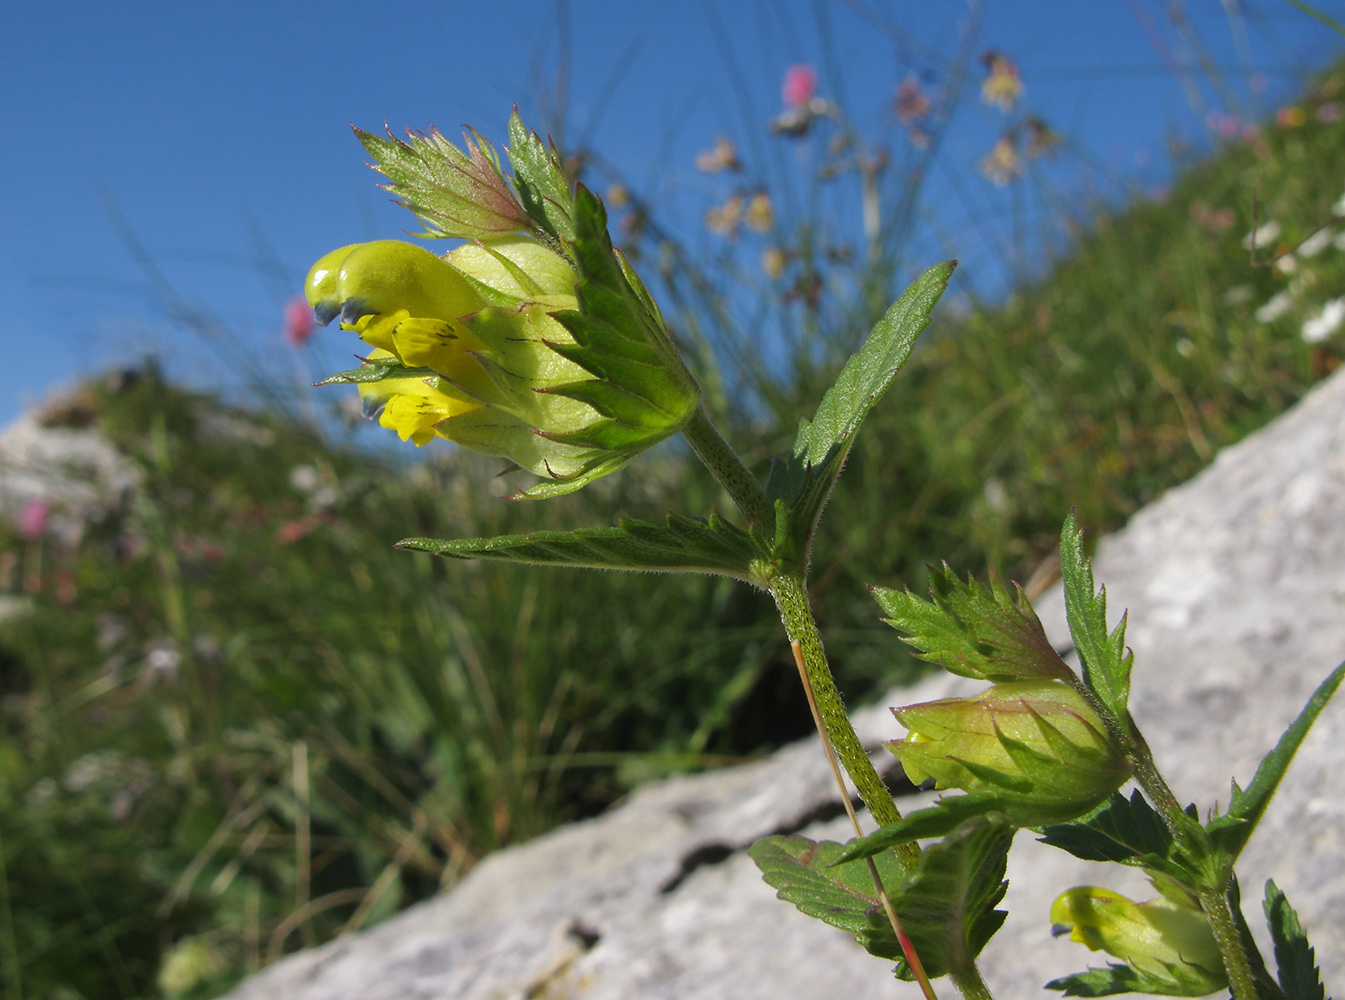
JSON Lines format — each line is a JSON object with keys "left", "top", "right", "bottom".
{"left": 1060, "top": 513, "right": 1132, "bottom": 724}
{"left": 750, "top": 816, "right": 1012, "bottom": 980}
{"left": 748, "top": 834, "right": 909, "bottom": 963}
{"left": 835, "top": 796, "right": 1015, "bottom": 862}
{"left": 772, "top": 261, "right": 955, "bottom": 552}
{"left": 1038, "top": 791, "right": 1182, "bottom": 873}
{"left": 1207, "top": 659, "right": 1345, "bottom": 860}
{"left": 872, "top": 564, "right": 1073, "bottom": 682}
{"left": 885, "top": 815, "right": 1013, "bottom": 981}
{"left": 354, "top": 125, "right": 531, "bottom": 239}
{"left": 506, "top": 109, "right": 575, "bottom": 244}
{"left": 1045, "top": 962, "right": 1220, "bottom": 997}
{"left": 313, "top": 355, "right": 443, "bottom": 386}
{"left": 1264, "top": 881, "right": 1326, "bottom": 1000}
{"left": 397, "top": 509, "right": 761, "bottom": 580}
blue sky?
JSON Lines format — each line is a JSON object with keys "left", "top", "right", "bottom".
{"left": 3, "top": 1, "right": 1341, "bottom": 429}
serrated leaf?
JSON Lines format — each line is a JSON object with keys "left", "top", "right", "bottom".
{"left": 751, "top": 817, "right": 1012, "bottom": 980}
{"left": 749, "top": 834, "right": 909, "bottom": 962}
{"left": 836, "top": 795, "right": 1015, "bottom": 862}
{"left": 354, "top": 124, "right": 530, "bottom": 239}
{"left": 885, "top": 815, "right": 1013, "bottom": 981}
{"left": 397, "top": 510, "right": 761, "bottom": 580}
{"left": 314, "top": 355, "right": 443, "bottom": 386}
{"left": 1207, "top": 660, "right": 1345, "bottom": 861}
{"left": 1046, "top": 963, "right": 1178, "bottom": 997}
{"left": 1264, "top": 881, "right": 1326, "bottom": 1000}
{"left": 506, "top": 109, "right": 575, "bottom": 244}
{"left": 1060, "top": 513, "right": 1133, "bottom": 725}
{"left": 1039, "top": 791, "right": 1178, "bottom": 870}
{"left": 873, "top": 565, "right": 1073, "bottom": 682}
{"left": 771, "top": 261, "right": 954, "bottom": 553}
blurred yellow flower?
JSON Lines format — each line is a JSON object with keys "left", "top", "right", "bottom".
{"left": 761, "top": 247, "right": 787, "bottom": 281}
{"left": 980, "top": 135, "right": 1024, "bottom": 186}
{"left": 745, "top": 192, "right": 773, "bottom": 233}
{"left": 695, "top": 134, "right": 742, "bottom": 174}
{"left": 981, "top": 52, "right": 1023, "bottom": 113}
{"left": 705, "top": 194, "right": 744, "bottom": 236}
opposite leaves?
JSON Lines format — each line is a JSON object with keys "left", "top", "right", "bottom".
{"left": 750, "top": 816, "right": 1011, "bottom": 980}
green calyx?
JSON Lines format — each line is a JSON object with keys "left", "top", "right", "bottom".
{"left": 890, "top": 680, "right": 1132, "bottom": 827}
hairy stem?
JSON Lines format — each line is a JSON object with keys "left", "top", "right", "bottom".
{"left": 680, "top": 407, "right": 775, "bottom": 533}
{"left": 1127, "top": 724, "right": 1258, "bottom": 1000}
{"left": 950, "top": 962, "right": 994, "bottom": 1000}
{"left": 1197, "top": 885, "right": 1259, "bottom": 1000}
{"left": 771, "top": 573, "right": 919, "bottom": 870}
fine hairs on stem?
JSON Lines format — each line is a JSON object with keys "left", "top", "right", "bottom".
{"left": 789, "top": 640, "right": 937, "bottom": 1000}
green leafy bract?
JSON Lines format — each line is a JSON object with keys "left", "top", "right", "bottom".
{"left": 1045, "top": 962, "right": 1224, "bottom": 998}
{"left": 397, "top": 510, "right": 761, "bottom": 581}
{"left": 506, "top": 109, "right": 576, "bottom": 244}
{"left": 543, "top": 186, "right": 700, "bottom": 458}
{"left": 1206, "top": 659, "right": 1345, "bottom": 860}
{"left": 835, "top": 797, "right": 1013, "bottom": 862}
{"left": 766, "top": 261, "right": 955, "bottom": 558}
{"left": 872, "top": 564, "right": 1072, "bottom": 682}
{"left": 1038, "top": 791, "right": 1194, "bottom": 881}
{"left": 1264, "top": 880, "right": 1325, "bottom": 1000}
{"left": 749, "top": 816, "right": 1011, "bottom": 980}
{"left": 313, "top": 356, "right": 444, "bottom": 386}
{"left": 354, "top": 125, "right": 531, "bottom": 239}
{"left": 1060, "top": 513, "right": 1132, "bottom": 725}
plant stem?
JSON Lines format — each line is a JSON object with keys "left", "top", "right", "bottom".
{"left": 770, "top": 573, "right": 920, "bottom": 870}
{"left": 681, "top": 407, "right": 776, "bottom": 533}
{"left": 951, "top": 962, "right": 994, "bottom": 1000}
{"left": 1127, "top": 727, "right": 1259, "bottom": 1000}
{"left": 1197, "top": 885, "right": 1259, "bottom": 1000}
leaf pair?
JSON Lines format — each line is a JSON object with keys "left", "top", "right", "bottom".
{"left": 749, "top": 815, "right": 1011, "bottom": 980}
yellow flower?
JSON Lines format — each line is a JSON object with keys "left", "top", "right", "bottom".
{"left": 1051, "top": 884, "right": 1227, "bottom": 996}
{"left": 981, "top": 52, "right": 1024, "bottom": 113}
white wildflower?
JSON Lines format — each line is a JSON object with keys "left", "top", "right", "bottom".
{"left": 1302, "top": 297, "right": 1345, "bottom": 343}
{"left": 1255, "top": 291, "right": 1295, "bottom": 323}
{"left": 1299, "top": 228, "right": 1333, "bottom": 257}
{"left": 1242, "top": 220, "right": 1281, "bottom": 250}
{"left": 1274, "top": 253, "right": 1298, "bottom": 275}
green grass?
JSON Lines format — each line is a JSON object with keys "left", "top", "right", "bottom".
{"left": 2, "top": 65, "right": 1344, "bottom": 1000}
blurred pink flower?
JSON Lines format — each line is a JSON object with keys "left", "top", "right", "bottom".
{"left": 781, "top": 65, "right": 817, "bottom": 109}
{"left": 284, "top": 295, "right": 315, "bottom": 346}
{"left": 18, "top": 500, "right": 48, "bottom": 541}
{"left": 894, "top": 75, "right": 931, "bottom": 125}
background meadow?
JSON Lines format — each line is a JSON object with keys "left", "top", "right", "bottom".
{"left": 2, "top": 3, "right": 1345, "bottom": 996}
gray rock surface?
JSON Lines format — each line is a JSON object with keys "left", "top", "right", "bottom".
{"left": 224, "top": 365, "right": 1345, "bottom": 1000}
{"left": 0, "top": 396, "right": 141, "bottom": 546}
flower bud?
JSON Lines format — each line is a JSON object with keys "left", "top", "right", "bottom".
{"left": 889, "top": 680, "right": 1130, "bottom": 825}
{"left": 1050, "top": 885, "right": 1227, "bottom": 996}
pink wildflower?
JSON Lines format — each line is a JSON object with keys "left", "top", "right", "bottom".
{"left": 18, "top": 500, "right": 48, "bottom": 542}
{"left": 284, "top": 295, "right": 315, "bottom": 346}
{"left": 781, "top": 65, "right": 817, "bottom": 109}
